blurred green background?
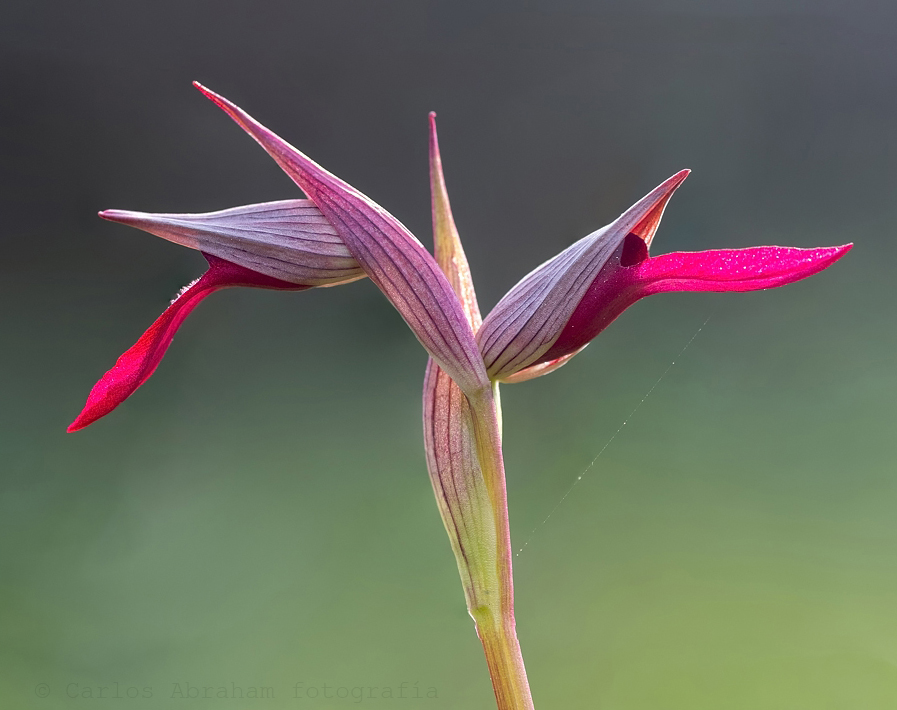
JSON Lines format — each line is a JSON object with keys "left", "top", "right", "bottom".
{"left": 2, "top": 1, "right": 895, "bottom": 707}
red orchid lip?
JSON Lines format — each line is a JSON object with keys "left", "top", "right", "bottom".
{"left": 69, "top": 198, "right": 378, "bottom": 432}
{"left": 537, "top": 242, "right": 853, "bottom": 367}
{"left": 67, "top": 254, "right": 307, "bottom": 432}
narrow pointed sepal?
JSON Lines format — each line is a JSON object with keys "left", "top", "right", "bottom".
{"left": 100, "top": 200, "right": 365, "bottom": 287}
{"left": 478, "top": 171, "right": 689, "bottom": 380}
{"left": 194, "top": 83, "right": 490, "bottom": 398}
{"left": 68, "top": 254, "right": 307, "bottom": 432}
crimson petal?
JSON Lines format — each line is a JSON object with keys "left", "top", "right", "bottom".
{"left": 68, "top": 255, "right": 306, "bottom": 431}
{"left": 540, "top": 243, "right": 853, "bottom": 365}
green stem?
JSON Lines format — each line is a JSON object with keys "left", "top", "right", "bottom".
{"left": 469, "top": 384, "right": 534, "bottom": 710}
{"left": 474, "top": 610, "right": 535, "bottom": 710}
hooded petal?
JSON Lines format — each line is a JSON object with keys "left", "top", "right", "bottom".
{"left": 100, "top": 199, "right": 365, "bottom": 287}
{"left": 480, "top": 170, "right": 852, "bottom": 381}
{"left": 478, "top": 171, "right": 689, "bottom": 380}
{"left": 68, "top": 254, "right": 307, "bottom": 432}
{"left": 194, "top": 83, "right": 490, "bottom": 399}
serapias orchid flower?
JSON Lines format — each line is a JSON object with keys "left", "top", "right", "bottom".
{"left": 69, "top": 83, "right": 850, "bottom": 710}
{"left": 67, "top": 200, "right": 365, "bottom": 431}
{"left": 478, "top": 170, "right": 851, "bottom": 382}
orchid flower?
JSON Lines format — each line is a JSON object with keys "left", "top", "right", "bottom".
{"left": 69, "top": 84, "right": 850, "bottom": 710}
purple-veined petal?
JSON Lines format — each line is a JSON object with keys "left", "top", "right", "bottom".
{"left": 68, "top": 254, "right": 307, "bottom": 432}
{"left": 194, "top": 83, "right": 490, "bottom": 399}
{"left": 100, "top": 200, "right": 365, "bottom": 287}
{"left": 478, "top": 171, "right": 689, "bottom": 380}
{"left": 538, "top": 242, "right": 853, "bottom": 364}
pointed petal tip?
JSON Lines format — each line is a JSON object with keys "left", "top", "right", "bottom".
{"left": 661, "top": 168, "right": 690, "bottom": 191}
{"left": 193, "top": 82, "right": 232, "bottom": 114}
{"left": 622, "top": 169, "right": 691, "bottom": 249}
{"left": 99, "top": 209, "right": 144, "bottom": 226}
{"left": 818, "top": 242, "right": 853, "bottom": 267}
{"left": 66, "top": 414, "right": 94, "bottom": 433}
{"left": 66, "top": 381, "right": 127, "bottom": 433}
{"left": 428, "top": 113, "right": 439, "bottom": 145}
{"left": 194, "top": 82, "right": 233, "bottom": 111}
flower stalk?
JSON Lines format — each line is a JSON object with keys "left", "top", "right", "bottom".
{"left": 425, "top": 114, "right": 533, "bottom": 709}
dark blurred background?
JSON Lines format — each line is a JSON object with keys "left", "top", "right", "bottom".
{"left": 2, "top": 1, "right": 895, "bottom": 707}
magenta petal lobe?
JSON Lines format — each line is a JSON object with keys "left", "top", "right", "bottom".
{"left": 634, "top": 244, "right": 853, "bottom": 294}
{"left": 68, "top": 255, "right": 307, "bottom": 432}
{"left": 540, "top": 243, "right": 853, "bottom": 365}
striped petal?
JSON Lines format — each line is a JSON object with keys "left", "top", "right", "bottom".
{"left": 194, "top": 83, "right": 490, "bottom": 399}
{"left": 100, "top": 200, "right": 364, "bottom": 287}
{"left": 478, "top": 171, "right": 689, "bottom": 380}
{"left": 68, "top": 254, "right": 307, "bottom": 432}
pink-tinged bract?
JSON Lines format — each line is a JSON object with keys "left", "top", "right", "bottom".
{"left": 423, "top": 114, "right": 533, "bottom": 710}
